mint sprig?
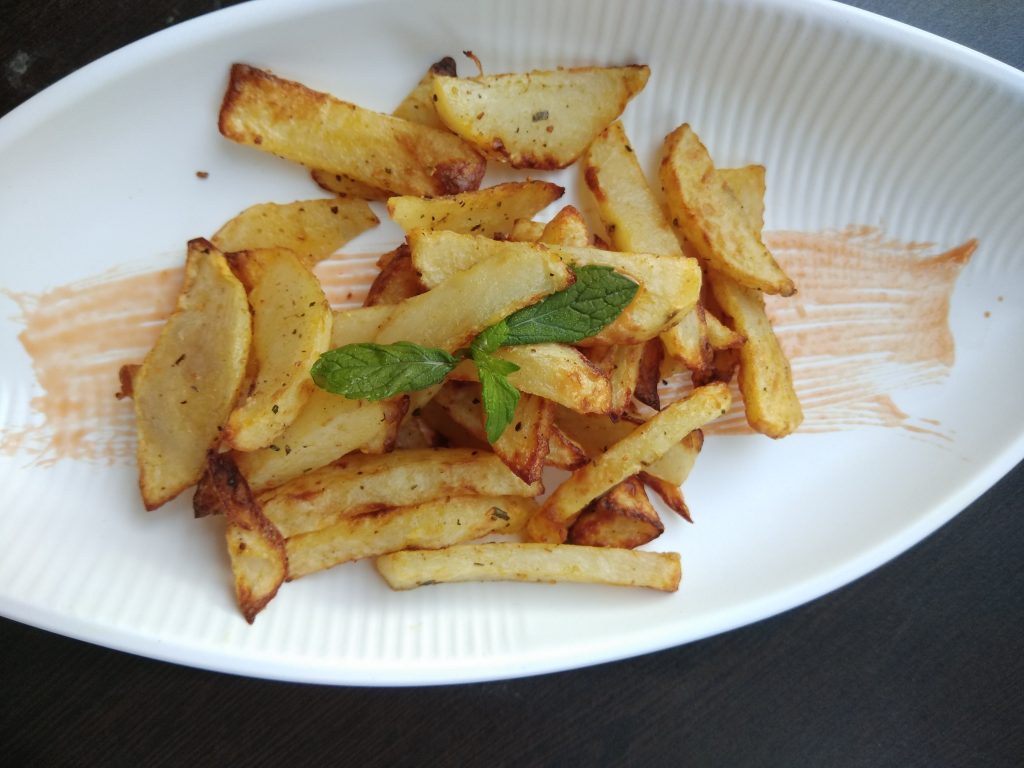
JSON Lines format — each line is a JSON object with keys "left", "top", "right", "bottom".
{"left": 311, "top": 264, "right": 637, "bottom": 441}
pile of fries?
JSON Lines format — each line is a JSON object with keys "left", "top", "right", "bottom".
{"left": 121, "top": 56, "right": 801, "bottom": 622}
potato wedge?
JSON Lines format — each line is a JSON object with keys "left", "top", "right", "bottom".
{"left": 391, "top": 55, "right": 458, "bottom": 129}
{"left": 223, "top": 248, "right": 332, "bottom": 452}
{"left": 509, "top": 218, "right": 546, "bottom": 242}
{"left": 568, "top": 475, "right": 663, "bottom": 548}
{"left": 364, "top": 245, "right": 424, "bottom": 307}
{"left": 330, "top": 304, "right": 396, "bottom": 347}
{"left": 235, "top": 392, "right": 407, "bottom": 492}
{"left": 547, "top": 425, "right": 589, "bottom": 471}
{"left": 660, "top": 124, "right": 794, "bottom": 295}
{"left": 131, "top": 239, "right": 251, "bottom": 509}
{"left": 259, "top": 448, "right": 540, "bottom": 537}
{"left": 375, "top": 242, "right": 573, "bottom": 351}
{"left": 718, "top": 164, "right": 766, "bottom": 230}
{"left": 660, "top": 304, "right": 712, "bottom": 374}
{"left": 286, "top": 495, "right": 536, "bottom": 579}
{"left": 634, "top": 339, "right": 663, "bottom": 411}
{"left": 587, "top": 344, "right": 645, "bottom": 418}
{"left": 528, "top": 383, "right": 730, "bottom": 542}
{"left": 387, "top": 181, "right": 564, "bottom": 237}
{"left": 449, "top": 343, "right": 610, "bottom": 413}
{"left": 539, "top": 205, "right": 591, "bottom": 247}
{"left": 219, "top": 64, "right": 485, "bottom": 197}
{"left": 432, "top": 66, "right": 650, "bottom": 169}
{"left": 409, "top": 230, "right": 701, "bottom": 344}
{"left": 212, "top": 198, "right": 378, "bottom": 268}
{"left": 202, "top": 452, "right": 286, "bottom": 623}
{"left": 431, "top": 382, "right": 554, "bottom": 484}
{"left": 638, "top": 471, "right": 692, "bottom": 521}
{"left": 376, "top": 543, "right": 680, "bottom": 592}
{"left": 310, "top": 170, "right": 391, "bottom": 201}
{"left": 704, "top": 309, "right": 745, "bottom": 351}
{"left": 556, "top": 407, "right": 703, "bottom": 487}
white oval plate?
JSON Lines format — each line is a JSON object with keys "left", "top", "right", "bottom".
{"left": 1, "top": 0, "right": 1022, "bottom": 685}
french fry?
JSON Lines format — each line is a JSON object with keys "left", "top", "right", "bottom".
{"left": 211, "top": 198, "right": 378, "bottom": 268}
{"left": 539, "top": 205, "right": 591, "bottom": 247}
{"left": 660, "top": 304, "right": 712, "bottom": 375}
{"left": 638, "top": 471, "right": 692, "bottom": 521}
{"left": 310, "top": 57, "right": 460, "bottom": 199}
{"left": 555, "top": 407, "right": 703, "bottom": 487}
{"left": 364, "top": 245, "right": 424, "bottom": 306}
{"left": 568, "top": 475, "right": 664, "bottom": 548}
{"left": 634, "top": 339, "right": 663, "bottom": 411}
{"left": 259, "top": 448, "right": 540, "bottom": 537}
{"left": 375, "top": 243, "right": 573, "bottom": 351}
{"left": 219, "top": 64, "right": 486, "bottom": 197}
{"left": 432, "top": 66, "right": 650, "bottom": 169}
{"left": 131, "top": 239, "right": 251, "bottom": 509}
{"left": 719, "top": 164, "right": 766, "bottom": 230}
{"left": 330, "top": 304, "right": 396, "bottom": 346}
{"left": 431, "top": 382, "right": 554, "bottom": 484}
{"left": 387, "top": 181, "right": 564, "bottom": 237}
{"left": 286, "top": 495, "right": 536, "bottom": 579}
{"left": 448, "top": 343, "right": 611, "bottom": 413}
{"left": 509, "top": 218, "right": 545, "bottom": 242}
{"left": 223, "top": 248, "right": 332, "bottom": 452}
{"left": 409, "top": 230, "right": 701, "bottom": 344}
{"left": 547, "top": 425, "right": 589, "bottom": 471}
{"left": 587, "top": 344, "right": 645, "bottom": 418}
{"left": 528, "top": 383, "right": 730, "bottom": 542}
{"left": 704, "top": 309, "right": 745, "bottom": 351}
{"left": 375, "top": 543, "right": 681, "bottom": 592}
{"left": 203, "top": 452, "right": 286, "bottom": 624}
{"left": 660, "top": 124, "right": 794, "bottom": 295}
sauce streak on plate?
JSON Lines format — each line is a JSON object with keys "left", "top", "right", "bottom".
{"left": 1, "top": 229, "right": 975, "bottom": 464}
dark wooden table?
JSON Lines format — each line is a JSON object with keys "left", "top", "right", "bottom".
{"left": 2, "top": 2, "right": 1021, "bottom": 766}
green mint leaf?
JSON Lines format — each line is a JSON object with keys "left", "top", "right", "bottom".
{"left": 501, "top": 265, "right": 638, "bottom": 345}
{"left": 472, "top": 349, "right": 520, "bottom": 443}
{"left": 311, "top": 342, "right": 459, "bottom": 400}
{"left": 470, "top": 320, "right": 509, "bottom": 356}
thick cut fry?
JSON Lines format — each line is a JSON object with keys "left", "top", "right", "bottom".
{"left": 528, "top": 383, "right": 730, "bottom": 542}
{"left": 705, "top": 309, "right": 745, "bottom": 351}
{"left": 432, "top": 383, "right": 554, "bottom": 484}
{"left": 376, "top": 543, "right": 680, "bottom": 592}
{"left": 568, "top": 476, "right": 663, "bottom": 548}
{"left": 660, "top": 124, "right": 794, "bottom": 295}
{"left": 539, "top": 205, "right": 591, "bottom": 247}
{"left": 375, "top": 244, "right": 573, "bottom": 351}
{"left": 449, "top": 343, "right": 611, "bottom": 413}
{"left": 364, "top": 245, "right": 424, "bottom": 306}
{"left": 259, "top": 449, "right": 540, "bottom": 537}
{"left": 212, "top": 198, "right": 378, "bottom": 268}
{"left": 509, "top": 219, "right": 545, "bottom": 242}
{"left": 432, "top": 66, "right": 650, "bottom": 169}
{"left": 132, "top": 239, "right": 251, "bottom": 509}
{"left": 587, "top": 344, "right": 645, "bottom": 418}
{"left": 387, "top": 181, "right": 564, "bottom": 237}
{"left": 223, "top": 248, "right": 332, "bottom": 452}
{"left": 391, "top": 55, "right": 458, "bottom": 128}
{"left": 309, "top": 57, "right": 460, "bottom": 199}
{"left": 410, "top": 230, "right": 701, "bottom": 344}
{"left": 286, "top": 495, "right": 536, "bottom": 579}
{"left": 634, "top": 339, "right": 663, "bottom": 411}
{"left": 330, "top": 304, "right": 396, "bottom": 347}
{"left": 555, "top": 408, "right": 703, "bottom": 487}
{"left": 661, "top": 304, "right": 712, "bottom": 374}
{"left": 718, "top": 165, "right": 766, "bottom": 230}
{"left": 203, "top": 452, "right": 286, "bottom": 623}
{"left": 547, "top": 425, "right": 589, "bottom": 471}
{"left": 235, "top": 394, "right": 408, "bottom": 492}
{"left": 219, "top": 64, "right": 485, "bottom": 197}
{"left": 638, "top": 471, "right": 692, "bottom": 521}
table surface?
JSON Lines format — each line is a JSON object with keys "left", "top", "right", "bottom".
{"left": 2, "top": 1, "right": 1022, "bottom": 766}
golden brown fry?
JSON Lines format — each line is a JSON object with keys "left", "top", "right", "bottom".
{"left": 432, "top": 66, "right": 650, "bottom": 169}
{"left": 310, "top": 170, "right": 392, "bottom": 201}
{"left": 660, "top": 304, "right": 712, "bottom": 374}
{"left": 375, "top": 543, "right": 681, "bottom": 592}
{"left": 330, "top": 304, "right": 396, "bottom": 347}
{"left": 219, "top": 64, "right": 485, "bottom": 197}
{"left": 259, "top": 448, "right": 540, "bottom": 537}
{"left": 568, "top": 476, "right": 663, "bottom": 548}
{"left": 539, "top": 205, "right": 591, "bottom": 247}
{"left": 587, "top": 344, "right": 645, "bottom": 418}
{"left": 375, "top": 243, "right": 572, "bottom": 351}
{"left": 448, "top": 343, "right": 611, "bottom": 414}
{"left": 364, "top": 245, "right": 424, "bottom": 306}
{"left": 528, "top": 383, "right": 730, "bottom": 542}
{"left": 387, "top": 181, "right": 564, "bottom": 237}
{"left": 718, "top": 164, "right": 766, "bottom": 230}
{"left": 132, "top": 239, "right": 251, "bottom": 509}
{"left": 634, "top": 339, "right": 663, "bottom": 411}
{"left": 546, "top": 425, "right": 589, "bottom": 471}
{"left": 638, "top": 471, "right": 692, "bottom": 522}
{"left": 223, "top": 248, "right": 332, "bottom": 452}
{"left": 704, "top": 308, "right": 745, "bottom": 351}
{"left": 431, "top": 382, "right": 554, "bottom": 484}
{"left": 212, "top": 198, "right": 378, "bottom": 268}
{"left": 204, "top": 452, "right": 287, "bottom": 624}
{"left": 391, "top": 55, "right": 458, "bottom": 128}
{"left": 286, "top": 495, "right": 536, "bottom": 579}
{"left": 509, "top": 218, "right": 545, "bottom": 242}
{"left": 660, "top": 124, "right": 794, "bottom": 295}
